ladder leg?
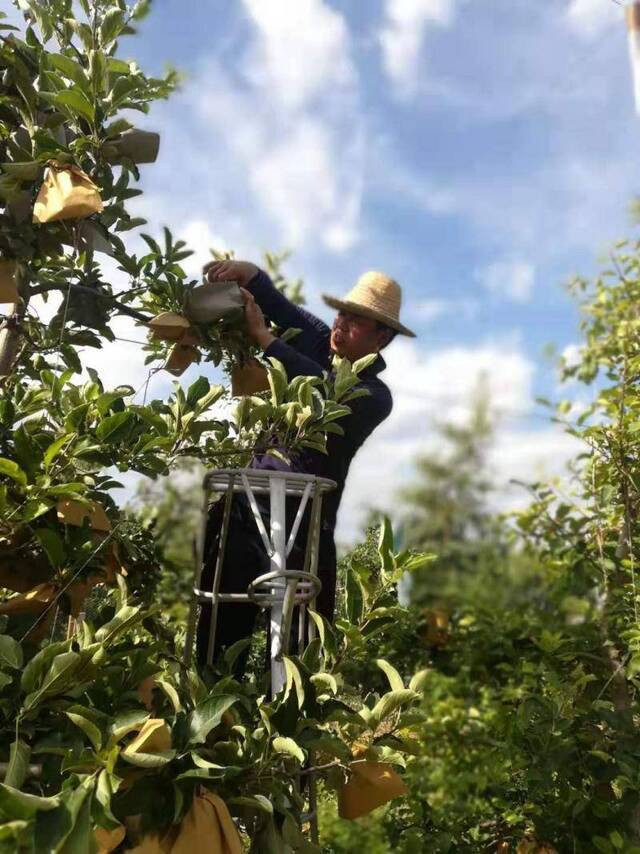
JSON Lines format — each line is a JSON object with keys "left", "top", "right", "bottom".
{"left": 205, "top": 481, "right": 235, "bottom": 666}
{"left": 269, "top": 477, "right": 287, "bottom": 695}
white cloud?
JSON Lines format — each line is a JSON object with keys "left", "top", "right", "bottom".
{"left": 336, "top": 336, "right": 539, "bottom": 542}
{"left": 566, "top": 0, "right": 620, "bottom": 40}
{"left": 476, "top": 259, "right": 535, "bottom": 304}
{"left": 242, "top": 0, "right": 355, "bottom": 110}
{"left": 78, "top": 314, "right": 160, "bottom": 393}
{"left": 409, "top": 297, "right": 479, "bottom": 323}
{"left": 177, "top": 221, "right": 231, "bottom": 279}
{"left": 247, "top": 118, "right": 363, "bottom": 252}
{"left": 487, "top": 427, "right": 583, "bottom": 513}
{"left": 380, "top": 0, "right": 458, "bottom": 94}
{"left": 183, "top": 0, "right": 363, "bottom": 254}
{"left": 561, "top": 342, "right": 583, "bottom": 369}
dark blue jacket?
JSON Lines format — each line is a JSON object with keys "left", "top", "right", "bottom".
{"left": 247, "top": 269, "right": 393, "bottom": 534}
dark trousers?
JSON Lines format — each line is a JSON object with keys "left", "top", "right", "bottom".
{"left": 196, "top": 495, "right": 337, "bottom": 668}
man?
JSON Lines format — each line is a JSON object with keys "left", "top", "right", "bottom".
{"left": 196, "top": 259, "right": 415, "bottom": 666}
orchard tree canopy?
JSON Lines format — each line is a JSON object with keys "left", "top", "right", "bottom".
{"left": 0, "top": 2, "right": 433, "bottom": 852}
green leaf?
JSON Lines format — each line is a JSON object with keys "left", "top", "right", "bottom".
{"left": 94, "top": 769, "right": 121, "bottom": 830}
{"left": 309, "top": 672, "right": 338, "bottom": 695}
{"left": 272, "top": 736, "right": 305, "bottom": 764}
{"left": 4, "top": 739, "right": 30, "bottom": 789}
{"left": 34, "top": 776, "right": 94, "bottom": 854}
{"left": 345, "top": 567, "right": 364, "bottom": 624}
{"left": 35, "top": 529, "right": 64, "bottom": 568}
{"left": 0, "top": 821, "right": 28, "bottom": 846}
{"left": 408, "top": 669, "right": 430, "bottom": 692}
{"left": 222, "top": 638, "right": 252, "bottom": 672}
{"left": 283, "top": 657, "right": 305, "bottom": 708}
{"left": 20, "top": 641, "right": 70, "bottom": 694}
{"left": 55, "top": 89, "right": 95, "bottom": 122}
{"left": 155, "top": 679, "right": 182, "bottom": 714}
{"left": 188, "top": 695, "right": 238, "bottom": 744}
{"left": 44, "top": 434, "right": 74, "bottom": 469}
{"left": 610, "top": 831, "right": 624, "bottom": 850}
{"left": 21, "top": 500, "right": 54, "bottom": 523}
{"left": 48, "top": 55, "right": 88, "bottom": 89}
{"left": 94, "top": 604, "right": 141, "bottom": 645}
{"left": 0, "top": 784, "right": 59, "bottom": 820}
{"left": 228, "top": 795, "right": 273, "bottom": 814}
{"left": 110, "top": 709, "right": 149, "bottom": 742}
{"left": 0, "top": 458, "right": 27, "bottom": 487}
{"left": 65, "top": 711, "right": 102, "bottom": 752}
{"left": 267, "top": 358, "right": 288, "bottom": 406}
{"left": 377, "top": 516, "right": 395, "bottom": 575}
{"left": 376, "top": 659, "right": 404, "bottom": 692}
{"left": 95, "top": 411, "right": 134, "bottom": 443}
{"left": 370, "top": 689, "right": 418, "bottom": 726}
{"left": 308, "top": 610, "right": 338, "bottom": 659}
{"left": 101, "top": 8, "right": 125, "bottom": 44}
{"left": 0, "top": 636, "right": 22, "bottom": 670}
{"left": 121, "top": 749, "right": 176, "bottom": 768}
{"left": 186, "top": 376, "right": 210, "bottom": 408}
{"left": 302, "top": 734, "right": 350, "bottom": 760}
{"left": 352, "top": 353, "right": 377, "bottom": 373}
{"left": 23, "top": 652, "right": 81, "bottom": 712}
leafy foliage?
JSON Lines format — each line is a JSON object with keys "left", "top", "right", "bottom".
{"left": 323, "top": 242, "right": 640, "bottom": 852}
{"left": 0, "top": 2, "right": 428, "bottom": 850}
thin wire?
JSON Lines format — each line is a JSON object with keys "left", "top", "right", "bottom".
{"left": 1, "top": 313, "right": 154, "bottom": 351}
{"left": 19, "top": 525, "right": 120, "bottom": 644}
{"left": 141, "top": 367, "right": 161, "bottom": 405}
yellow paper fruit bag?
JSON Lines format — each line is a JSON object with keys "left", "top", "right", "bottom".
{"left": 148, "top": 312, "right": 191, "bottom": 343}
{"left": 0, "top": 260, "right": 18, "bottom": 303}
{"left": 231, "top": 359, "right": 269, "bottom": 397}
{"left": 56, "top": 499, "right": 111, "bottom": 532}
{"left": 423, "top": 608, "right": 449, "bottom": 647}
{"left": 128, "top": 791, "right": 242, "bottom": 854}
{"left": 33, "top": 162, "right": 103, "bottom": 223}
{"left": 165, "top": 344, "right": 199, "bottom": 377}
{"left": 171, "top": 791, "right": 243, "bottom": 854}
{"left": 338, "top": 761, "right": 408, "bottom": 820}
{"left": 0, "top": 582, "right": 57, "bottom": 616}
{"left": 123, "top": 718, "right": 172, "bottom": 757}
{"left": 95, "top": 825, "right": 126, "bottom": 854}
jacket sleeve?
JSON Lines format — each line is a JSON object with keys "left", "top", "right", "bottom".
{"left": 247, "top": 269, "right": 331, "bottom": 365}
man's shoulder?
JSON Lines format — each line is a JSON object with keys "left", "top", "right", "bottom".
{"left": 362, "top": 375, "right": 393, "bottom": 416}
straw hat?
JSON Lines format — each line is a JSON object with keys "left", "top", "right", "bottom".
{"left": 322, "top": 271, "right": 415, "bottom": 338}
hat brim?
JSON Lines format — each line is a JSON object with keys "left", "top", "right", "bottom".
{"left": 322, "top": 295, "right": 416, "bottom": 338}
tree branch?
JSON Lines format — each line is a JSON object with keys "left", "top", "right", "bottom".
{"left": 29, "top": 282, "right": 150, "bottom": 323}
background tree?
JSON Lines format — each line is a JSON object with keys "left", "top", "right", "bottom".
{"left": 324, "top": 239, "right": 640, "bottom": 852}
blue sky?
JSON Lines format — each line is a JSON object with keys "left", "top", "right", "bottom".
{"left": 21, "top": 0, "right": 637, "bottom": 541}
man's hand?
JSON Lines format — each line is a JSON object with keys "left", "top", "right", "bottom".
{"left": 203, "top": 260, "right": 258, "bottom": 289}
{"left": 240, "top": 288, "right": 275, "bottom": 350}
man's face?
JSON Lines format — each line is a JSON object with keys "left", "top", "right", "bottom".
{"left": 330, "top": 310, "right": 386, "bottom": 361}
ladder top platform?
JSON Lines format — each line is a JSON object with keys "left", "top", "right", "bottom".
{"left": 202, "top": 468, "right": 337, "bottom": 496}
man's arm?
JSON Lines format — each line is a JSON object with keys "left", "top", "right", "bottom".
{"left": 240, "top": 288, "right": 325, "bottom": 379}
{"left": 205, "top": 260, "right": 331, "bottom": 364}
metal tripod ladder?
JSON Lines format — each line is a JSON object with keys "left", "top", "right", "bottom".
{"left": 183, "top": 468, "right": 336, "bottom": 844}
{"left": 183, "top": 468, "right": 336, "bottom": 692}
